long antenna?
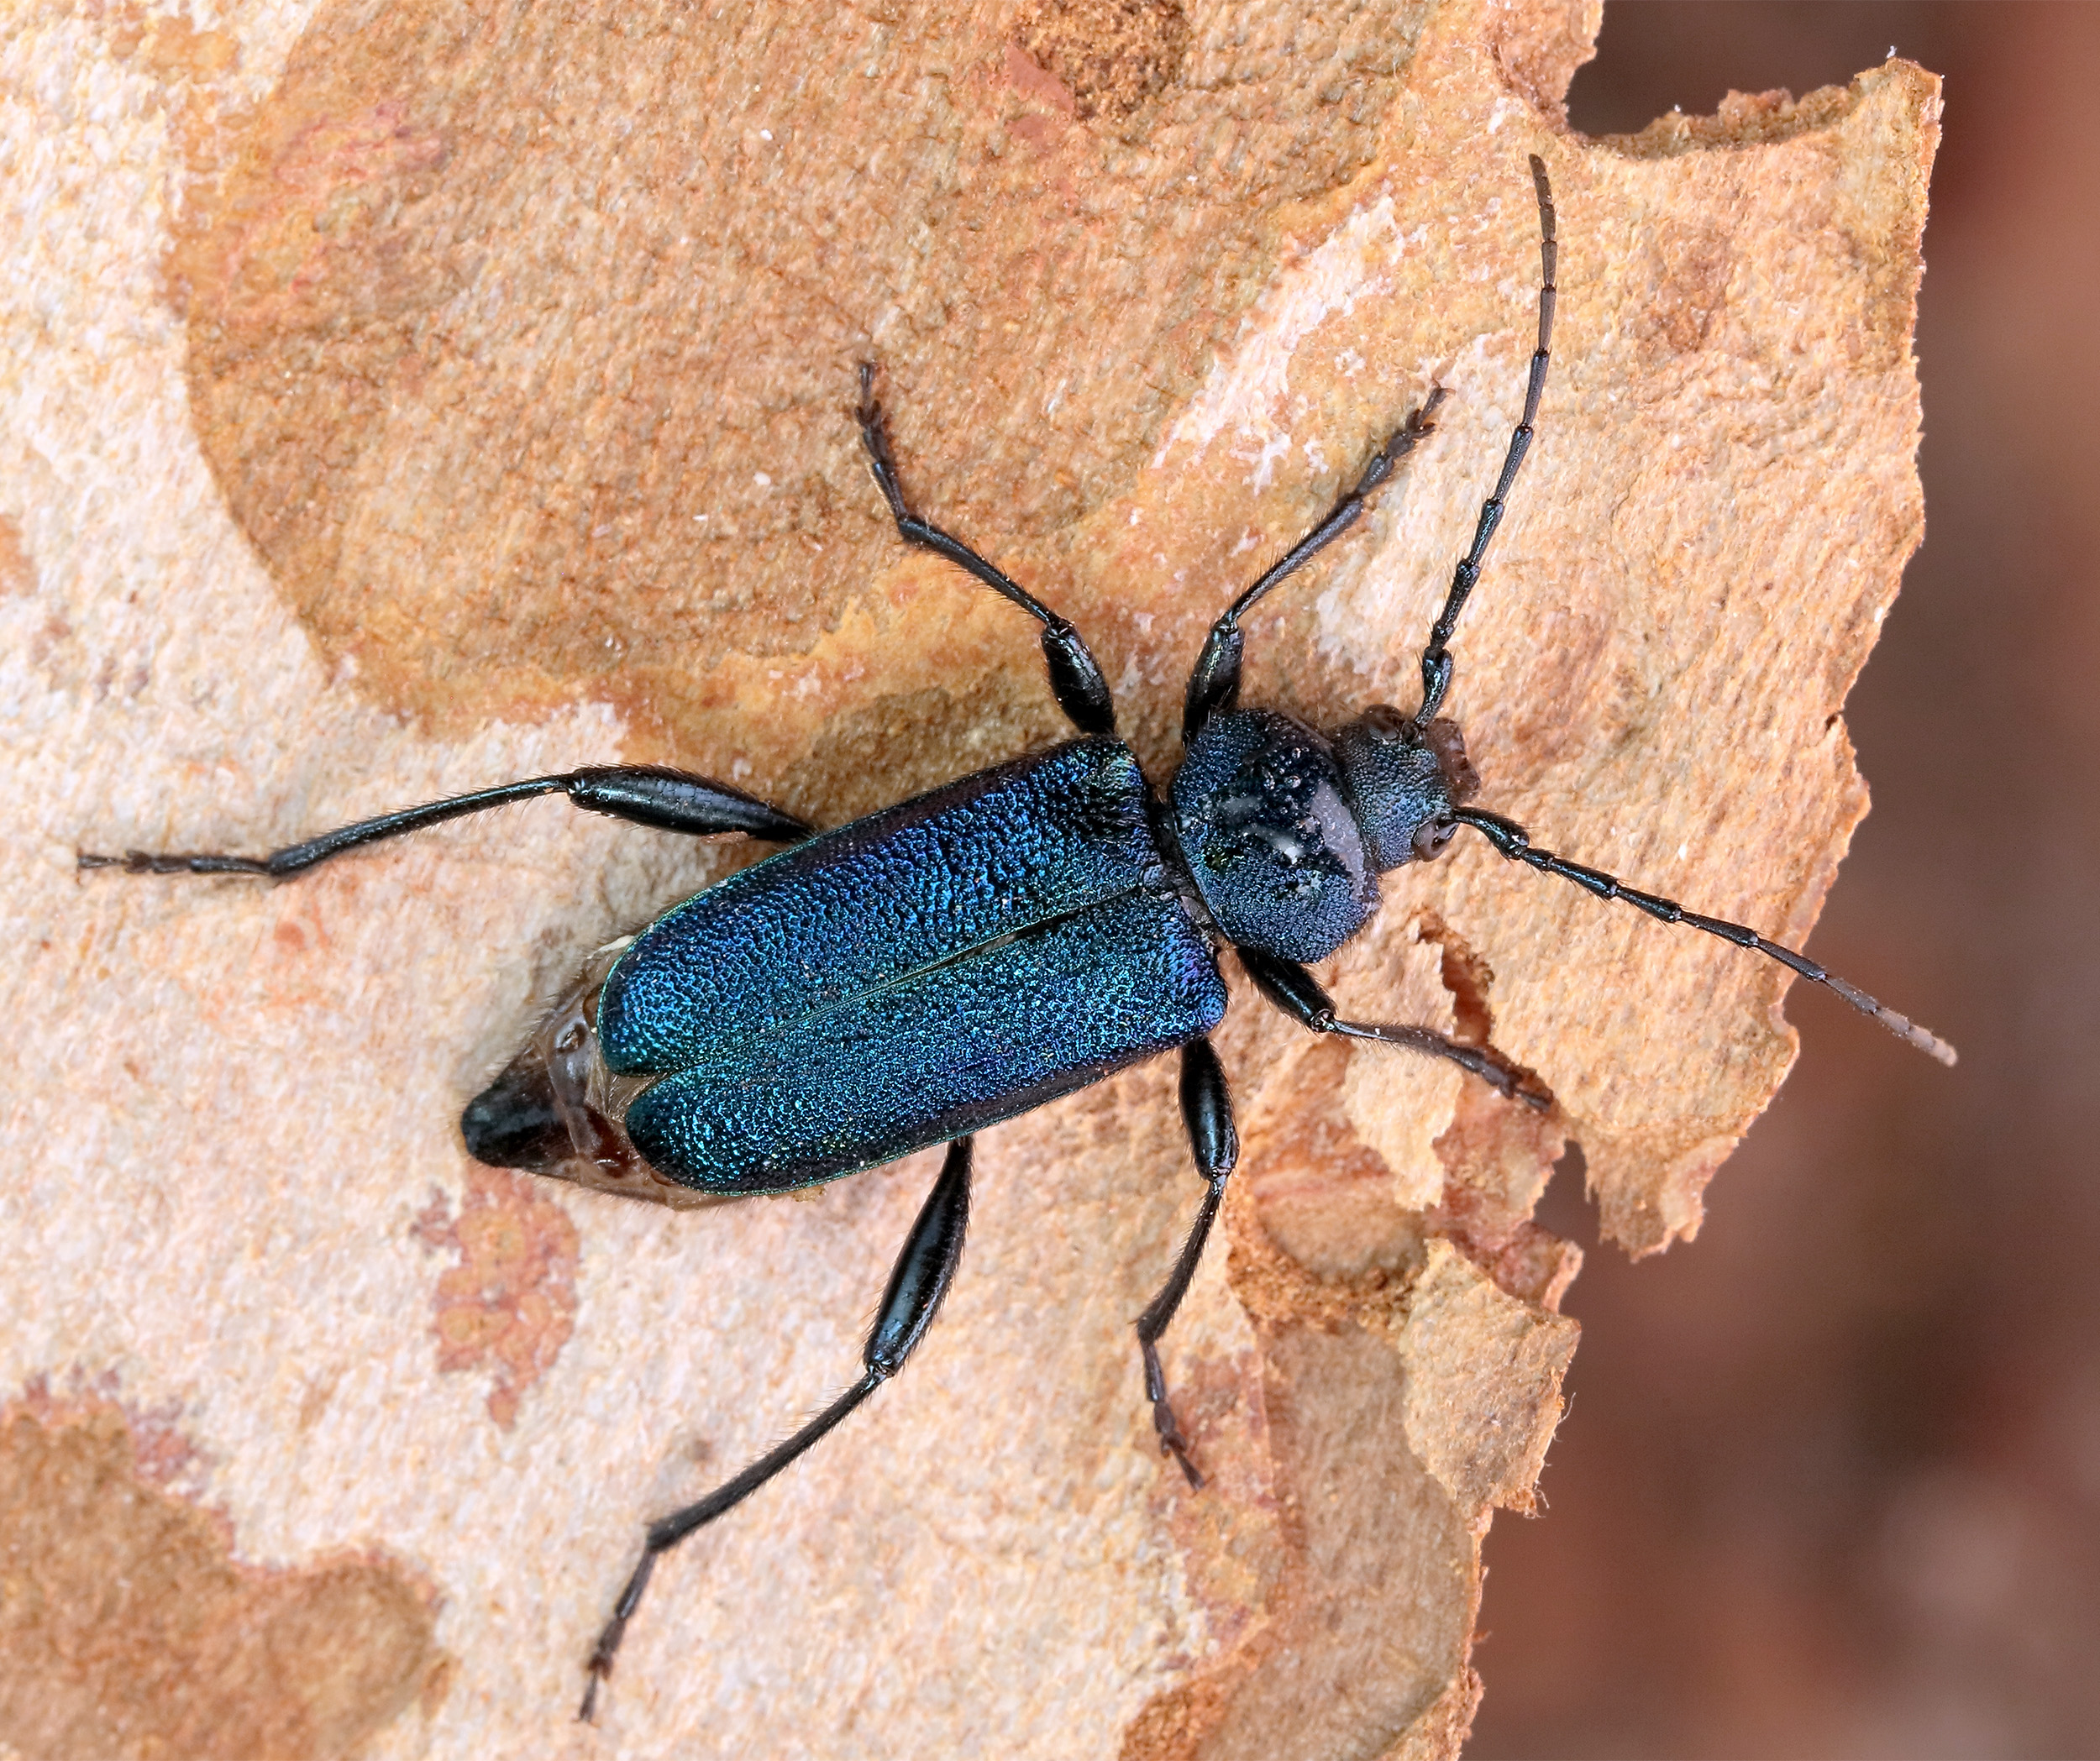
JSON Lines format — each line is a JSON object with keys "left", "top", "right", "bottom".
{"left": 1453, "top": 807, "right": 1957, "bottom": 1064}
{"left": 1415, "top": 153, "right": 1557, "bottom": 727}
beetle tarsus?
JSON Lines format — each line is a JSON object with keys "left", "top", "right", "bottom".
{"left": 1147, "top": 1357, "right": 1206, "bottom": 1491}
{"left": 1510, "top": 1068, "right": 1557, "bottom": 1111}
{"left": 77, "top": 848, "right": 270, "bottom": 875}
{"left": 1239, "top": 946, "right": 1557, "bottom": 1103}
{"left": 1455, "top": 1046, "right": 1556, "bottom": 1112}
{"left": 577, "top": 1550, "right": 653, "bottom": 1722}
{"left": 1181, "top": 387, "right": 1448, "bottom": 744}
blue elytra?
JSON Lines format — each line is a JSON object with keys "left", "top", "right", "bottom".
{"left": 600, "top": 738, "right": 1228, "bottom": 1193}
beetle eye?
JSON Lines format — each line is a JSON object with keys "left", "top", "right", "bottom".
{"left": 1412, "top": 818, "right": 1457, "bottom": 862}
{"left": 1358, "top": 703, "right": 1413, "bottom": 743}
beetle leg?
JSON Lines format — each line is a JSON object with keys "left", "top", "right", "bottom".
{"left": 76, "top": 766, "right": 809, "bottom": 879}
{"left": 578, "top": 1135, "right": 974, "bottom": 1722}
{"left": 855, "top": 363, "right": 1116, "bottom": 738}
{"left": 1134, "top": 1037, "right": 1237, "bottom": 1490}
{"left": 1237, "top": 946, "right": 1555, "bottom": 1109}
{"left": 1181, "top": 387, "right": 1448, "bottom": 742}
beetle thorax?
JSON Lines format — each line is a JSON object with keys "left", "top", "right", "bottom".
{"left": 1167, "top": 705, "right": 1481, "bottom": 966}
{"left": 1168, "top": 710, "right": 1377, "bottom": 964}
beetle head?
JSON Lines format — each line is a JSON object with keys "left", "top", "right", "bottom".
{"left": 1333, "top": 705, "right": 1480, "bottom": 869}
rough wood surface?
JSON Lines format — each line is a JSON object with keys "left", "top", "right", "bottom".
{"left": 1, "top": 1, "right": 1935, "bottom": 1755}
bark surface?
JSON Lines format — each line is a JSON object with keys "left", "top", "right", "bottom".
{"left": 1, "top": 1, "right": 1935, "bottom": 1755}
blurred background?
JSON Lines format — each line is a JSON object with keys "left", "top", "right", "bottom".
{"left": 1470, "top": 6, "right": 2100, "bottom": 1755}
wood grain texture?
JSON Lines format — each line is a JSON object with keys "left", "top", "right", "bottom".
{"left": 1, "top": 0, "right": 1935, "bottom": 1754}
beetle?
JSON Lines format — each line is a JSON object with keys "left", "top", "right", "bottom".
{"left": 79, "top": 157, "right": 1953, "bottom": 1720}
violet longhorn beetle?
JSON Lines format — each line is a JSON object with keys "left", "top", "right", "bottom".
{"left": 79, "top": 156, "right": 1954, "bottom": 1718}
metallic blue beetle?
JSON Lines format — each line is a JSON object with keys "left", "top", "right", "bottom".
{"left": 81, "top": 159, "right": 1951, "bottom": 1717}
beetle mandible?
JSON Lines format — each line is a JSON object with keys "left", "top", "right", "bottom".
{"left": 79, "top": 156, "right": 1954, "bottom": 1719}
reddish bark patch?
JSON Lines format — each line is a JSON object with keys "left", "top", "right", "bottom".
{"left": 412, "top": 1166, "right": 580, "bottom": 1428}
{"left": 0, "top": 1381, "right": 449, "bottom": 1761}
{"left": 165, "top": 0, "right": 1416, "bottom": 763}
{"left": 0, "top": 515, "right": 30, "bottom": 596}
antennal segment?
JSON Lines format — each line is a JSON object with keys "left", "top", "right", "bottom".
{"left": 1452, "top": 806, "right": 1957, "bottom": 1065}
{"left": 1415, "top": 153, "right": 1557, "bottom": 728}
